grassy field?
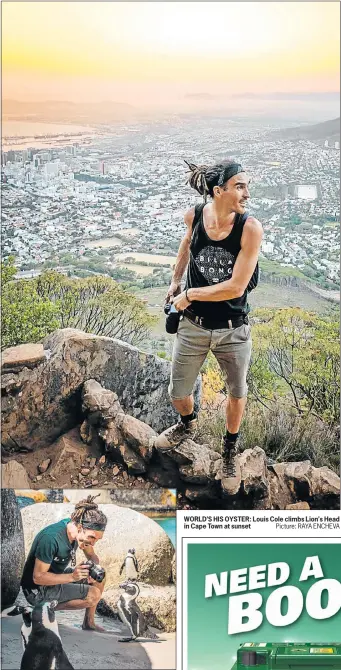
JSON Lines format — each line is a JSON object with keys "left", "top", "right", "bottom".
{"left": 117, "top": 263, "right": 162, "bottom": 276}
{"left": 115, "top": 253, "right": 177, "bottom": 265}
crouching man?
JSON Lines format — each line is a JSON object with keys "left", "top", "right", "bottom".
{"left": 21, "top": 495, "right": 107, "bottom": 632}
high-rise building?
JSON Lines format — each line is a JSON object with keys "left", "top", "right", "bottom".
{"left": 324, "top": 140, "right": 329, "bottom": 148}
{"left": 44, "top": 162, "right": 59, "bottom": 179}
{"left": 100, "top": 161, "right": 105, "bottom": 175}
{"left": 5, "top": 150, "right": 16, "bottom": 163}
{"left": 335, "top": 141, "right": 339, "bottom": 150}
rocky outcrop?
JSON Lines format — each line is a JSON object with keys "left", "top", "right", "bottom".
{"left": 1, "top": 489, "right": 25, "bottom": 610}
{"left": 1, "top": 334, "right": 339, "bottom": 510}
{"left": 1, "top": 343, "right": 46, "bottom": 372}
{"left": 2, "top": 461, "right": 32, "bottom": 488}
{"left": 105, "top": 584, "right": 176, "bottom": 632}
{"left": 4, "top": 373, "right": 340, "bottom": 508}
{"left": 1, "top": 329, "right": 201, "bottom": 452}
{"left": 21, "top": 503, "right": 174, "bottom": 587}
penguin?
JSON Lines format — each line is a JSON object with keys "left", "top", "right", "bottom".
{"left": 6, "top": 604, "right": 33, "bottom": 651}
{"left": 119, "top": 548, "right": 139, "bottom": 582}
{"left": 7, "top": 601, "right": 74, "bottom": 670}
{"left": 116, "top": 581, "right": 159, "bottom": 643}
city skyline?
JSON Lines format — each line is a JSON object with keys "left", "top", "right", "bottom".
{"left": 2, "top": 2, "right": 340, "bottom": 112}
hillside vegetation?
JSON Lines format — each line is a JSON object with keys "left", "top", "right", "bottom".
{"left": 2, "top": 257, "right": 339, "bottom": 472}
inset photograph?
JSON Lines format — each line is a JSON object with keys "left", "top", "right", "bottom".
{"left": 1, "top": 488, "right": 176, "bottom": 670}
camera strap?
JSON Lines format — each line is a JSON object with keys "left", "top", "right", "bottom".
{"left": 70, "top": 542, "right": 77, "bottom": 567}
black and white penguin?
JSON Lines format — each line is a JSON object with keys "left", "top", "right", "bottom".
{"left": 119, "top": 548, "right": 139, "bottom": 582}
{"left": 116, "top": 581, "right": 159, "bottom": 642}
{"left": 7, "top": 601, "right": 74, "bottom": 670}
{"left": 6, "top": 604, "right": 33, "bottom": 651}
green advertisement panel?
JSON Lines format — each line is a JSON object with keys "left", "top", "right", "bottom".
{"left": 186, "top": 543, "right": 341, "bottom": 670}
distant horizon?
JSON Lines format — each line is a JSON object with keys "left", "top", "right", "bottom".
{"left": 3, "top": 91, "right": 340, "bottom": 104}
{"left": 2, "top": 2, "right": 339, "bottom": 113}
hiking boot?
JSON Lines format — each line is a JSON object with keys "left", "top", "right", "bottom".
{"left": 220, "top": 437, "right": 241, "bottom": 496}
{"left": 154, "top": 417, "right": 198, "bottom": 452}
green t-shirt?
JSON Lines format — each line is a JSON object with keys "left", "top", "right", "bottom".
{"left": 21, "top": 518, "right": 77, "bottom": 591}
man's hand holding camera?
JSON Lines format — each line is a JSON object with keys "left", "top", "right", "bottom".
{"left": 71, "top": 563, "right": 90, "bottom": 582}
{"left": 172, "top": 290, "right": 192, "bottom": 312}
{"left": 165, "top": 281, "right": 181, "bottom": 304}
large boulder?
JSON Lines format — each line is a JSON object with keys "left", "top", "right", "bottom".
{"left": 20, "top": 503, "right": 174, "bottom": 587}
{"left": 1, "top": 329, "right": 201, "bottom": 452}
{"left": 105, "top": 584, "right": 176, "bottom": 632}
{"left": 1, "top": 489, "right": 25, "bottom": 610}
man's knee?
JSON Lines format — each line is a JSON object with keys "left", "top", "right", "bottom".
{"left": 229, "top": 391, "right": 248, "bottom": 401}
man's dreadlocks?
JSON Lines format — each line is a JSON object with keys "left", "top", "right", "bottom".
{"left": 71, "top": 495, "right": 107, "bottom": 531}
{"left": 184, "top": 158, "right": 244, "bottom": 202}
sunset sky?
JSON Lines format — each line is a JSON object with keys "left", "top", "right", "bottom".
{"left": 2, "top": 1, "right": 340, "bottom": 109}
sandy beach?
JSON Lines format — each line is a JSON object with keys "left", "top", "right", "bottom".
{"left": 1, "top": 611, "right": 175, "bottom": 670}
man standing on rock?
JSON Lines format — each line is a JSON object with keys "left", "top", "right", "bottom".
{"left": 21, "top": 495, "right": 107, "bottom": 632}
{"left": 155, "top": 159, "right": 263, "bottom": 496}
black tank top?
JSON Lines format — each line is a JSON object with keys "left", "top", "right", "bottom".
{"left": 185, "top": 204, "right": 250, "bottom": 320}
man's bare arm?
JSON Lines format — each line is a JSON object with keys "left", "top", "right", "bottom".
{"left": 165, "top": 207, "right": 194, "bottom": 301}
{"left": 82, "top": 543, "right": 100, "bottom": 564}
{"left": 187, "top": 217, "right": 263, "bottom": 302}
{"left": 33, "top": 558, "right": 89, "bottom": 586}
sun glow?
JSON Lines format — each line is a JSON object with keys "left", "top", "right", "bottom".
{"left": 2, "top": 1, "right": 339, "bottom": 100}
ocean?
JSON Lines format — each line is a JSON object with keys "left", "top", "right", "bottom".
{"left": 154, "top": 516, "right": 176, "bottom": 547}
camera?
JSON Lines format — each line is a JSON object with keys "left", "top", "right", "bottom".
{"left": 83, "top": 560, "right": 106, "bottom": 583}
{"left": 164, "top": 302, "right": 181, "bottom": 334}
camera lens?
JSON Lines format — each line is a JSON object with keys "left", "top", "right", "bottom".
{"left": 85, "top": 560, "right": 106, "bottom": 583}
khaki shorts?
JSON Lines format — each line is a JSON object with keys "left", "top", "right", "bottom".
{"left": 23, "top": 569, "right": 90, "bottom": 606}
{"left": 169, "top": 315, "right": 252, "bottom": 400}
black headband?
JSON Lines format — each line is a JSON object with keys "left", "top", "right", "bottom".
{"left": 81, "top": 521, "right": 106, "bottom": 531}
{"left": 217, "top": 163, "right": 244, "bottom": 186}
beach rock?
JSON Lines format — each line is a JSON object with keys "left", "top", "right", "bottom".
{"left": 1, "top": 489, "right": 25, "bottom": 609}
{"left": 105, "top": 584, "right": 176, "bottom": 632}
{"left": 171, "top": 554, "right": 176, "bottom": 584}
{"left": 109, "top": 489, "right": 176, "bottom": 511}
{"left": 63, "top": 489, "right": 113, "bottom": 504}
{"left": 2, "top": 461, "right": 31, "bottom": 489}
{"left": 239, "top": 447, "right": 269, "bottom": 498}
{"left": 1, "top": 329, "right": 201, "bottom": 451}
{"left": 21, "top": 503, "right": 174, "bottom": 587}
